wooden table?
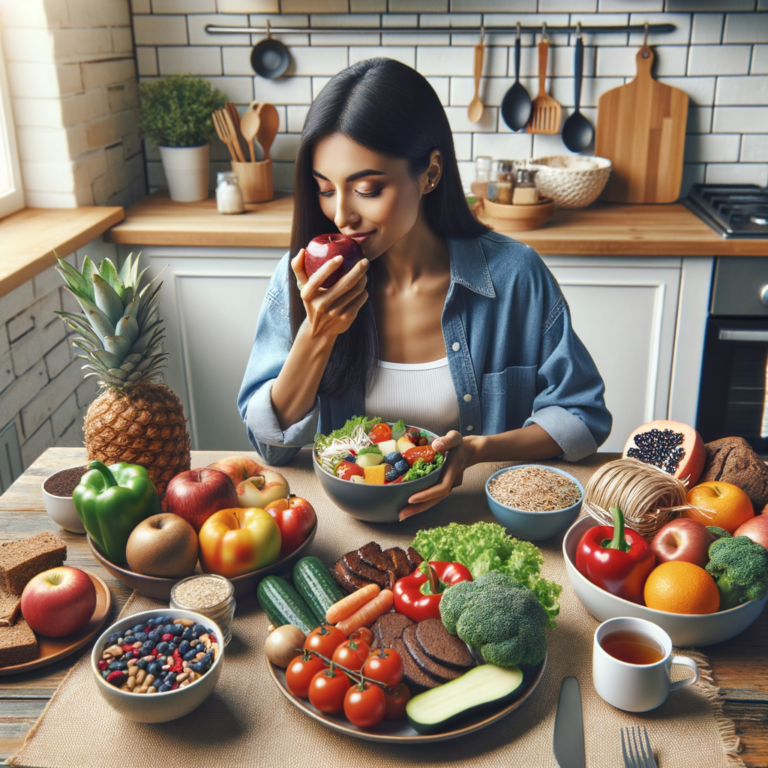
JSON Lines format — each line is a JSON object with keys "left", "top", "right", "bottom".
{"left": 1, "top": 448, "right": 767, "bottom": 766}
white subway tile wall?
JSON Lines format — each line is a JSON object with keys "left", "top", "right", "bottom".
{"left": 134, "top": 1, "right": 768, "bottom": 194}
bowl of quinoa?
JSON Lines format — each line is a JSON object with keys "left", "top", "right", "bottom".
{"left": 485, "top": 465, "right": 583, "bottom": 542}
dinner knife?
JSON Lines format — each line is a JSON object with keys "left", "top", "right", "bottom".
{"left": 553, "top": 676, "right": 585, "bottom": 768}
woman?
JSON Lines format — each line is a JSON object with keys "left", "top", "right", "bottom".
{"left": 238, "top": 58, "right": 611, "bottom": 519}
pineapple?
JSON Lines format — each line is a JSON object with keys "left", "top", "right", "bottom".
{"left": 56, "top": 252, "right": 190, "bottom": 494}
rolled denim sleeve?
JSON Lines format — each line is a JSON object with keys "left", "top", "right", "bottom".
{"left": 237, "top": 254, "right": 320, "bottom": 466}
{"left": 523, "top": 295, "right": 612, "bottom": 461}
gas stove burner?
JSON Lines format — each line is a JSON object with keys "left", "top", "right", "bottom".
{"left": 686, "top": 184, "right": 768, "bottom": 239}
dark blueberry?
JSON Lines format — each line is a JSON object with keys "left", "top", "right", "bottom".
{"left": 133, "top": 632, "right": 148, "bottom": 643}
{"left": 184, "top": 649, "right": 198, "bottom": 661}
{"left": 136, "top": 659, "right": 148, "bottom": 670}
{"left": 132, "top": 623, "right": 146, "bottom": 634}
{"left": 157, "top": 684, "right": 172, "bottom": 693}
{"left": 163, "top": 624, "right": 175, "bottom": 634}
{"left": 385, "top": 469, "right": 399, "bottom": 483}
{"left": 384, "top": 451, "right": 402, "bottom": 464}
{"left": 107, "top": 661, "right": 122, "bottom": 671}
{"left": 148, "top": 630, "right": 161, "bottom": 643}
{"left": 189, "top": 661, "right": 206, "bottom": 673}
{"left": 164, "top": 672, "right": 177, "bottom": 686}
{"left": 206, "top": 628, "right": 214, "bottom": 635}
{"left": 179, "top": 640, "right": 190, "bottom": 656}
{"left": 102, "top": 670, "right": 110, "bottom": 679}
{"left": 148, "top": 661, "right": 164, "bottom": 677}
{"left": 140, "top": 642, "right": 156, "bottom": 655}
{"left": 107, "top": 631, "right": 122, "bottom": 645}
{"left": 182, "top": 627, "right": 194, "bottom": 641}
{"left": 114, "top": 660, "right": 128, "bottom": 671}
{"left": 192, "top": 624, "right": 207, "bottom": 637}
{"left": 171, "top": 624, "right": 184, "bottom": 637}
{"left": 394, "top": 460, "right": 409, "bottom": 474}
{"left": 156, "top": 642, "right": 170, "bottom": 655}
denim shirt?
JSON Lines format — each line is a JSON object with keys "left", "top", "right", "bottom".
{"left": 238, "top": 231, "right": 612, "bottom": 466}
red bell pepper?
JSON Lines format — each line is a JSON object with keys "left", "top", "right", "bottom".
{"left": 575, "top": 506, "right": 656, "bottom": 604}
{"left": 393, "top": 561, "right": 473, "bottom": 621}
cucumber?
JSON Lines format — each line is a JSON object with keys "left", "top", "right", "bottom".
{"left": 292, "top": 557, "right": 344, "bottom": 625}
{"left": 257, "top": 575, "right": 318, "bottom": 635}
{"left": 406, "top": 664, "right": 525, "bottom": 735}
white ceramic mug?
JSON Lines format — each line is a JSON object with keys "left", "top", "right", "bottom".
{"left": 593, "top": 617, "right": 699, "bottom": 712}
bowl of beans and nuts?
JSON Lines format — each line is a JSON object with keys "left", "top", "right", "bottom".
{"left": 91, "top": 609, "right": 224, "bottom": 722}
{"left": 485, "top": 465, "right": 584, "bottom": 542}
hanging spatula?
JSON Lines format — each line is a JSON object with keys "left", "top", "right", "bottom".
{"left": 528, "top": 39, "right": 561, "bottom": 134}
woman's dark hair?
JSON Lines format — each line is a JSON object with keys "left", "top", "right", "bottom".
{"left": 290, "top": 57, "right": 487, "bottom": 400}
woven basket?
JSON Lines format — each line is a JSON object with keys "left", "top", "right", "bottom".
{"left": 529, "top": 156, "right": 612, "bottom": 209}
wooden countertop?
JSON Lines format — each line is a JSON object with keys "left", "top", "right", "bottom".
{"left": 0, "top": 206, "right": 125, "bottom": 299}
{"left": 105, "top": 190, "right": 768, "bottom": 256}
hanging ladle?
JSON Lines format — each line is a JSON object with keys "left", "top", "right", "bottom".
{"left": 501, "top": 22, "right": 532, "bottom": 132}
{"left": 562, "top": 24, "right": 594, "bottom": 153}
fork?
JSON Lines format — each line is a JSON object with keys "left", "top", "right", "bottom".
{"left": 621, "top": 726, "right": 658, "bottom": 768}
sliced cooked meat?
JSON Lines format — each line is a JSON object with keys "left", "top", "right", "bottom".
{"left": 332, "top": 561, "right": 369, "bottom": 593}
{"left": 384, "top": 547, "right": 412, "bottom": 580}
{"left": 414, "top": 618, "right": 475, "bottom": 671}
{"left": 358, "top": 541, "right": 395, "bottom": 574}
{"left": 341, "top": 552, "right": 389, "bottom": 589}
{"left": 372, "top": 612, "right": 413, "bottom": 650}
{"left": 402, "top": 624, "right": 463, "bottom": 683}
{"left": 406, "top": 546, "right": 424, "bottom": 571}
{"left": 394, "top": 637, "right": 441, "bottom": 691}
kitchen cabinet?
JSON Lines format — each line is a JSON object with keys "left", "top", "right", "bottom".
{"left": 125, "top": 246, "right": 711, "bottom": 455}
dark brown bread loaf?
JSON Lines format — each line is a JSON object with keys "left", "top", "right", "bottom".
{"left": 393, "top": 637, "right": 441, "bottom": 691}
{"left": 0, "top": 532, "right": 67, "bottom": 595}
{"left": 402, "top": 624, "right": 463, "bottom": 683}
{"left": 341, "top": 552, "right": 390, "bottom": 589}
{"left": 372, "top": 612, "right": 413, "bottom": 652}
{"left": 383, "top": 547, "right": 412, "bottom": 580}
{"left": 331, "top": 562, "right": 368, "bottom": 593}
{"left": 415, "top": 617, "right": 475, "bottom": 670}
{"left": 357, "top": 543, "right": 396, "bottom": 587}
{"left": 406, "top": 547, "right": 424, "bottom": 571}
{"left": 0, "top": 584, "right": 21, "bottom": 627}
{"left": 0, "top": 617, "right": 38, "bottom": 667}
{"left": 700, "top": 436, "right": 768, "bottom": 512}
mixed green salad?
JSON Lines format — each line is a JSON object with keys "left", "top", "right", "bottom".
{"left": 314, "top": 415, "right": 445, "bottom": 485}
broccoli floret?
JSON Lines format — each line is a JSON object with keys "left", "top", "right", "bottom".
{"left": 440, "top": 572, "right": 548, "bottom": 668}
{"left": 707, "top": 526, "right": 733, "bottom": 541}
{"left": 705, "top": 536, "right": 768, "bottom": 610}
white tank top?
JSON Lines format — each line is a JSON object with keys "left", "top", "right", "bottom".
{"left": 364, "top": 358, "right": 461, "bottom": 438}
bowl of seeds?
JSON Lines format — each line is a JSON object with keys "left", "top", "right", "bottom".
{"left": 42, "top": 465, "right": 90, "bottom": 534}
{"left": 485, "top": 465, "right": 583, "bottom": 541}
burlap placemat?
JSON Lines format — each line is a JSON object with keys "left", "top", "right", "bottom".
{"left": 10, "top": 451, "right": 744, "bottom": 768}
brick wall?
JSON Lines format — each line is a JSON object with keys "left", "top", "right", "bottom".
{"left": 131, "top": 0, "right": 768, "bottom": 196}
{"left": 0, "top": 0, "right": 147, "bottom": 208}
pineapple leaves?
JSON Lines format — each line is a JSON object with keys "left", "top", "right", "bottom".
{"left": 92, "top": 274, "right": 125, "bottom": 326}
{"left": 103, "top": 335, "right": 132, "bottom": 359}
{"left": 115, "top": 315, "right": 139, "bottom": 347}
{"left": 118, "top": 253, "right": 134, "bottom": 284}
{"left": 92, "top": 349, "right": 123, "bottom": 369}
{"left": 61, "top": 293, "right": 115, "bottom": 341}
{"left": 81, "top": 257, "right": 97, "bottom": 289}
{"left": 55, "top": 256, "right": 94, "bottom": 303}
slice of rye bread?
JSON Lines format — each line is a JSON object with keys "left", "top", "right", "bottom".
{"left": 393, "top": 637, "right": 441, "bottom": 691}
{"left": 402, "top": 624, "right": 463, "bottom": 683}
{"left": 331, "top": 562, "right": 369, "bottom": 594}
{"left": 341, "top": 552, "right": 390, "bottom": 589}
{"left": 371, "top": 612, "right": 414, "bottom": 652}
{"left": 406, "top": 547, "right": 424, "bottom": 571}
{"left": 384, "top": 547, "right": 412, "bottom": 580}
{"left": 0, "top": 532, "right": 67, "bottom": 595}
{"left": 0, "top": 584, "right": 21, "bottom": 627}
{"left": 357, "top": 542, "right": 396, "bottom": 586}
{"left": 0, "top": 618, "right": 38, "bottom": 667}
{"left": 415, "top": 618, "right": 475, "bottom": 670}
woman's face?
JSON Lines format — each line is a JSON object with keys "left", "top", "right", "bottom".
{"left": 311, "top": 133, "right": 434, "bottom": 260}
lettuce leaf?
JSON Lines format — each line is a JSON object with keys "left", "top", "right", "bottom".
{"left": 402, "top": 453, "right": 444, "bottom": 481}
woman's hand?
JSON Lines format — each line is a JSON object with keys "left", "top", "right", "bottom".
{"left": 292, "top": 248, "right": 369, "bottom": 340}
{"left": 399, "top": 431, "right": 479, "bottom": 520}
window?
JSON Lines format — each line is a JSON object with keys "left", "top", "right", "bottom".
{"left": 0, "top": 31, "right": 23, "bottom": 219}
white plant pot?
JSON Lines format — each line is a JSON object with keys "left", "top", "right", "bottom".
{"left": 159, "top": 144, "right": 210, "bottom": 202}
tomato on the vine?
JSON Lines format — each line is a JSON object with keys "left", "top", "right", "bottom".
{"left": 332, "top": 638, "right": 370, "bottom": 672}
{"left": 285, "top": 653, "right": 326, "bottom": 698}
{"left": 304, "top": 624, "right": 346, "bottom": 658}
{"left": 362, "top": 648, "right": 403, "bottom": 689}
{"left": 368, "top": 423, "right": 392, "bottom": 444}
{"left": 344, "top": 682, "right": 387, "bottom": 728}
{"left": 308, "top": 666, "right": 352, "bottom": 714}
{"left": 384, "top": 682, "right": 411, "bottom": 720}
{"left": 349, "top": 627, "right": 374, "bottom": 647}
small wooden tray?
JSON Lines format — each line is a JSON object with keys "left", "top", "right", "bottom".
{"left": 482, "top": 197, "right": 555, "bottom": 231}
{"left": 0, "top": 572, "right": 112, "bottom": 676}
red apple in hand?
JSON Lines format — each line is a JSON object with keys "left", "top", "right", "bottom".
{"left": 165, "top": 467, "right": 238, "bottom": 533}
{"left": 735, "top": 515, "right": 768, "bottom": 551}
{"left": 304, "top": 234, "right": 364, "bottom": 289}
{"left": 21, "top": 566, "right": 96, "bottom": 638}
{"left": 265, "top": 495, "right": 317, "bottom": 558}
{"left": 651, "top": 518, "right": 715, "bottom": 568}
{"left": 208, "top": 456, "right": 264, "bottom": 486}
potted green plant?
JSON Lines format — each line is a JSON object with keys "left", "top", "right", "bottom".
{"left": 139, "top": 75, "right": 227, "bottom": 202}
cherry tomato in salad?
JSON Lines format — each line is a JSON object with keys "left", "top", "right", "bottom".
{"left": 344, "top": 682, "right": 387, "bottom": 727}
{"left": 384, "top": 682, "right": 411, "bottom": 720}
{"left": 285, "top": 654, "right": 326, "bottom": 698}
{"left": 349, "top": 627, "right": 374, "bottom": 647}
{"left": 362, "top": 648, "right": 403, "bottom": 689}
{"left": 308, "top": 666, "right": 352, "bottom": 714}
{"left": 368, "top": 423, "right": 392, "bottom": 444}
{"left": 335, "top": 460, "right": 364, "bottom": 481}
{"left": 405, "top": 426, "right": 422, "bottom": 444}
{"left": 332, "top": 638, "right": 370, "bottom": 672}
{"left": 403, "top": 445, "right": 436, "bottom": 467}
{"left": 304, "top": 624, "right": 347, "bottom": 658}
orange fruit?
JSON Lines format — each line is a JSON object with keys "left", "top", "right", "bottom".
{"left": 644, "top": 561, "right": 720, "bottom": 615}
{"left": 685, "top": 481, "right": 754, "bottom": 534}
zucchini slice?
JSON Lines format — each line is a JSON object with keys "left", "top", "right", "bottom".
{"left": 406, "top": 664, "right": 525, "bottom": 735}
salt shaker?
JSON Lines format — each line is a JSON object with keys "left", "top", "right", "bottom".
{"left": 216, "top": 172, "right": 244, "bottom": 215}
{"left": 496, "top": 160, "right": 515, "bottom": 205}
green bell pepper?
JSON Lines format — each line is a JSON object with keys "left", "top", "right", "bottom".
{"left": 74, "top": 460, "right": 161, "bottom": 563}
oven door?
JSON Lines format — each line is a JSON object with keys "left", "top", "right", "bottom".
{"left": 696, "top": 317, "right": 768, "bottom": 456}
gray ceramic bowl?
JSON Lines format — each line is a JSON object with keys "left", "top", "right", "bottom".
{"left": 313, "top": 424, "right": 446, "bottom": 523}
{"left": 42, "top": 465, "right": 87, "bottom": 534}
{"left": 91, "top": 608, "right": 224, "bottom": 722}
{"left": 485, "top": 465, "right": 583, "bottom": 541}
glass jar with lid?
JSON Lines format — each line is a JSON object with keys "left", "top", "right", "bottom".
{"left": 496, "top": 160, "right": 515, "bottom": 205}
{"left": 471, "top": 155, "right": 493, "bottom": 199}
{"left": 170, "top": 574, "right": 236, "bottom": 646}
{"left": 216, "top": 171, "right": 245, "bottom": 215}
{"left": 512, "top": 167, "right": 539, "bottom": 205}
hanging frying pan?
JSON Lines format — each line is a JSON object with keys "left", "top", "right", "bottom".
{"left": 250, "top": 20, "right": 290, "bottom": 79}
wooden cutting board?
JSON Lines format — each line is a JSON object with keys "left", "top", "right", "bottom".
{"left": 596, "top": 46, "right": 688, "bottom": 204}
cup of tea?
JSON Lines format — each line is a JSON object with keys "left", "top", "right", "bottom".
{"left": 593, "top": 617, "right": 699, "bottom": 712}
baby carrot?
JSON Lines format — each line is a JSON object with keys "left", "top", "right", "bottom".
{"left": 326, "top": 583, "right": 380, "bottom": 624}
{"left": 337, "top": 589, "right": 394, "bottom": 636}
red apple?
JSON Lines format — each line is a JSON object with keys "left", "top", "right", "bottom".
{"left": 650, "top": 518, "right": 715, "bottom": 568}
{"left": 735, "top": 515, "right": 768, "bottom": 551}
{"left": 236, "top": 469, "right": 290, "bottom": 509}
{"left": 304, "top": 234, "right": 364, "bottom": 289}
{"left": 208, "top": 456, "right": 264, "bottom": 486}
{"left": 126, "top": 513, "right": 199, "bottom": 578}
{"left": 21, "top": 566, "right": 96, "bottom": 638}
{"left": 265, "top": 495, "right": 317, "bottom": 558}
{"left": 165, "top": 467, "right": 238, "bottom": 533}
